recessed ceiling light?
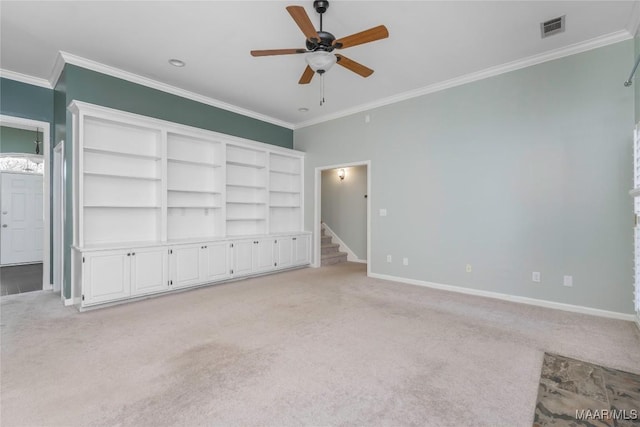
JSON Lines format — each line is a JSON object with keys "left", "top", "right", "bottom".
{"left": 168, "top": 59, "right": 185, "bottom": 67}
{"left": 298, "top": 107, "right": 309, "bottom": 113}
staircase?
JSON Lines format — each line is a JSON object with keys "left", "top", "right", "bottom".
{"left": 321, "top": 226, "right": 348, "bottom": 266}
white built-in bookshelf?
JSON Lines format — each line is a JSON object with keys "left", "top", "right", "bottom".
{"left": 226, "top": 145, "right": 268, "bottom": 236}
{"left": 70, "top": 101, "right": 309, "bottom": 309}
{"left": 81, "top": 117, "right": 163, "bottom": 246}
{"left": 269, "top": 152, "right": 302, "bottom": 233}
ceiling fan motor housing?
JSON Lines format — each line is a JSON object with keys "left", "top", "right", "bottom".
{"left": 306, "top": 31, "right": 338, "bottom": 51}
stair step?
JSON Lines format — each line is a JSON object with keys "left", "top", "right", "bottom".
{"left": 321, "top": 251, "right": 348, "bottom": 266}
{"left": 321, "top": 243, "right": 340, "bottom": 255}
{"left": 321, "top": 235, "right": 332, "bottom": 244}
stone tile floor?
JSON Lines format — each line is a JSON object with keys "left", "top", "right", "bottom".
{"left": 0, "top": 263, "right": 43, "bottom": 296}
{"left": 534, "top": 353, "right": 640, "bottom": 426}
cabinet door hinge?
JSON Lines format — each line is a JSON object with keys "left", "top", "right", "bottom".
{"left": 82, "top": 256, "right": 85, "bottom": 263}
{"left": 82, "top": 294, "right": 85, "bottom": 301}
{"left": 230, "top": 243, "right": 234, "bottom": 248}
{"left": 274, "top": 262, "right": 277, "bottom": 267}
{"left": 230, "top": 269, "right": 234, "bottom": 274}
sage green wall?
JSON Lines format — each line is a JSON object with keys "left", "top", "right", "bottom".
{"left": 321, "top": 166, "right": 367, "bottom": 259}
{"left": 0, "top": 126, "right": 38, "bottom": 154}
{"left": 295, "top": 40, "right": 635, "bottom": 314}
{"left": 64, "top": 65, "right": 292, "bottom": 148}
{"left": 0, "top": 77, "right": 53, "bottom": 123}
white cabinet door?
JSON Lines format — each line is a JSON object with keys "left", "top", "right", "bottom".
{"left": 83, "top": 249, "right": 131, "bottom": 305}
{"left": 201, "top": 242, "right": 231, "bottom": 282}
{"left": 233, "top": 240, "right": 254, "bottom": 277}
{"left": 293, "top": 234, "right": 311, "bottom": 265}
{"left": 170, "top": 244, "right": 202, "bottom": 288}
{"left": 131, "top": 247, "right": 168, "bottom": 296}
{"left": 275, "top": 237, "right": 293, "bottom": 269}
{"left": 253, "top": 238, "right": 275, "bottom": 273}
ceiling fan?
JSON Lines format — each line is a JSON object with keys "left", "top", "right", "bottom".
{"left": 250, "top": 0, "right": 389, "bottom": 85}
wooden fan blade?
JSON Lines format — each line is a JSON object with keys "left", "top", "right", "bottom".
{"left": 286, "top": 5, "right": 319, "bottom": 41}
{"left": 334, "top": 25, "right": 389, "bottom": 49}
{"left": 336, "top": 54, "right": 374, "bottom": 78}
{"left": 298, "top": 66, "right": 315, "bottom": 84}
{"left": 251, "top": 49, "right": 306, "bottom": 57}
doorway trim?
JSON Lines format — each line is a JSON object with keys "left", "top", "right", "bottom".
{"left": 313, "top": 160, "right": 371, "bottom": 276}
{"left": 53, "top": 141, "right": 64, "bottom": 298}
{"left": 0, "top": 115, "right": 51, "bottom": 290}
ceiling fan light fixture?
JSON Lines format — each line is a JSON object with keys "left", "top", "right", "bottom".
{"left": 305, "top": 51, "right": 337, "bottom": 73}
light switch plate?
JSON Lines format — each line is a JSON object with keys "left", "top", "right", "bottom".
{"left": 379, "top": 209, "right": 387, "bottom": 217}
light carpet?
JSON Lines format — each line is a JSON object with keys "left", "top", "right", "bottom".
{"left": 2, "top": 262, "right": 639, "bottom": 426}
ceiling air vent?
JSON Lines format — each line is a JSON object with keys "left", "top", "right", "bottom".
{"left": 540, "top": 15, "right": 565, "bottom": 38}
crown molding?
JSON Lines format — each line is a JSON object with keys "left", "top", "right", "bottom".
{"left": 56, "top": 51, "right": 295, "bottom": 130}
{"left": 49, "top": 52, "right": 66, "bottom": 88}
{"left": 626, "top": 0, "right": 640, "bottom": 37}
{"left": 294, "top": 29, "right": 633, "bottom": 130}
{"left": 0, "top": 69, "right": 52, "bottom": 89}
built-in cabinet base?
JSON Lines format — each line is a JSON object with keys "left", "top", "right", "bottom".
{"left": 74, "top": 232, "right": 310, "bottom": 308}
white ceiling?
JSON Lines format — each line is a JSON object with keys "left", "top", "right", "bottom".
{"left": 1, "top": 1, "right": 638, "bottom": 128}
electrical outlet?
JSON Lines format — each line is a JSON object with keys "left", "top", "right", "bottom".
{"left": 379, "top": 209, "right": 387, "bottom": 217}
{"left": 365, "top": 114, "right": 371, "bottom": 123}
{"left": 532, "top": 272, "right": 541, "bottom": 283}
{"left": 466, "top": 264, "right": 472, "bottom": 273}
{"left": 403, "top": 258, "right": 408, "bottom": 266}
{"left": 563, "top": 275, "right": 573, "bottom": 287}
{"left": 386, "top": 255, "right": 392, "bottom": 263}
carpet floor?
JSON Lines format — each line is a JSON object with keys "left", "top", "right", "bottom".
{"left": 1, "top": 262, "right": 639, "bottom": 426}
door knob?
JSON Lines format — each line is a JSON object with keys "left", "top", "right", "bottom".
{"left": 2, "top": 224, "right": 7, "bottom": 228}
{"left": 1, "top": 211, "right": 7, "bottom": 215}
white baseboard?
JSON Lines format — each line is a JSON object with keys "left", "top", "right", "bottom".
{"left": 321, "top": 222, "right": 367, "bottom": 263}
{"left": 63, "top": 297, "right": 79, "bottom": 307}
{"left": 368, "top": 272, "right": 636, "bottom": 322}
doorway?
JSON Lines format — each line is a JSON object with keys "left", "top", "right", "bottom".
{"left": 314, "top": 161, "right": 371, "bottom": 275}
{"left": 0, "top": 115, "right": 51, "bottom": 295}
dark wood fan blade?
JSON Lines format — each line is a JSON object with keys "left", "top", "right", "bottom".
{"left": 336, "top": 54, "right": 374, "bottom": 78}
{"left": 251, "top": 49, "right": 306, "bottom": 57}
{"left": 334, "top": 25, "right": 389, "bottom": 49}
{"left": 298, "top": 66, "right": 315, "bottom": 84}
{"left": 286, "top": 6, "right": 319, "bottom": 41}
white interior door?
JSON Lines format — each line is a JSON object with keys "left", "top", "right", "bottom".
{"left": 1, "top": 172, "right": 44, "bottom": 265}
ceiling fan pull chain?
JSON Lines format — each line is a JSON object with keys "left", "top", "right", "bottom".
{"left": 320, "top": 74, "right": 325, "bottom": 106}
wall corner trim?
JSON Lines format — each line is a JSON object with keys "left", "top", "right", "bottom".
{"left": 0, "top": 69, "right": 52, "bottom": 89}
{"left": 56, "top": 51, "right": 295, "bottom": 130}
{"left": 294, "top": 29, "right": 633, "bottom": 129}
{"left": 49, "top": 52, "right": 66, "bottom": 88}
{"left": 368, "top": 272, "right": 636, "bottom": 322}
{"left": 626, "top": 1, "right": 640, "bottom": 37}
